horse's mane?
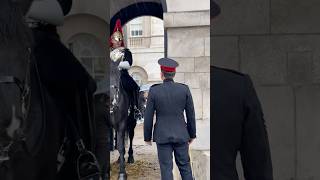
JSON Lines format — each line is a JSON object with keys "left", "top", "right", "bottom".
{"left": 110, "top": 60, "right": 121, "bottom": 83}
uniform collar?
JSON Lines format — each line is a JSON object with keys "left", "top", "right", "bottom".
{"left": 163, "top": 78, "right": 174, "bottom": 83}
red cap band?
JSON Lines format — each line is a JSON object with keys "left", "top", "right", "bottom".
{"left": 161, "top": 66, "right": 176, "bottom": 72}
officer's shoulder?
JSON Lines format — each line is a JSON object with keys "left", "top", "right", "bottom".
{"left": 213, "top": 66, "right": 246, "bottom": 77}
{"left": 175, "top": 82, "right": 189, "bottom": 88}
{"left": 150, "top": 83, "right": 161, "bottom": 90}
{"left": 151, "top": 83, "right": 160, "bottom": 87}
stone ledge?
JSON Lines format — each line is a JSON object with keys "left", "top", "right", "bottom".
{"left": 164, "top": 11, "right": 210, "bottom": 28}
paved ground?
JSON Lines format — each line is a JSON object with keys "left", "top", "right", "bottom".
{"left": 110, "top": 124, "right": 161, "bottom": 180}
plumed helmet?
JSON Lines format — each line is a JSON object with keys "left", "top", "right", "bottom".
{"left": 109, "top": 19, "right": 125, "bottom": 47}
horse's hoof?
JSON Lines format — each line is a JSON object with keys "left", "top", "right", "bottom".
{"left": 118, "top": 173, "right": 127, "bottom": 180}
{"left": 127, "top": 156, "right": 134, "bottom": 164}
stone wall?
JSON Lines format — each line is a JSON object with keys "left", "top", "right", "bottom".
{"left": 212, "top": 0, "right": 320, "bottom": 179}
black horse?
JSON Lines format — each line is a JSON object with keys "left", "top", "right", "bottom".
{"left": 109, "top": 59, "right": 130, "bottom": 180}
{"left": 1, "top": 0, "right": 99, "bottom": 179}
{"left": 110, "top": 60, "right": 148, "bottom": 180}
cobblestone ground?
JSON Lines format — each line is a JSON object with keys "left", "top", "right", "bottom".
{"left": 110, "top": 124, "right": 161, "bottom": 180}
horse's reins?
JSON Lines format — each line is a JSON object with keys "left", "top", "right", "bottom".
{"left": 0, "top": 48, "right": 32, "bottom": 162}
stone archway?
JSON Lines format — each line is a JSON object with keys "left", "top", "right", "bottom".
{"left": 110, "top": 2, "right": 164, "bottom": 32}
{"left": 110, "top": 1, "right": 167, "bottom": 57}
{"left": 58, "top": 14, "right": 108, "bottom": 48}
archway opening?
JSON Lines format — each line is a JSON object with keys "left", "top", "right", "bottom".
{"left": 123, "top": 16, "right": 164, "bottom": 86}
{"left": 110, "top": 1, "right": 167, "bottom": 57}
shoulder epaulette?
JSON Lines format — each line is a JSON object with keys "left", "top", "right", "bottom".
{"left": 213, "top": 66, "right": 245, "bottom": 76}
{"left": 151, "top": 83, "right": 160, "bottom": 88}
{"left": 176, "top": 82, "right": 188, "bottom": 87}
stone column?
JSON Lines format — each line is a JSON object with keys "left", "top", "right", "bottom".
{"left": 164, "top": 0, "right": 210, "bottom": 179}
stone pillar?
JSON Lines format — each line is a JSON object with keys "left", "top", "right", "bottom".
{"left": 164, "top": 0, "right": 210, "bottom": 179}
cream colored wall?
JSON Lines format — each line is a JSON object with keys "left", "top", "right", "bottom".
{"left": 58, "top": 14, "right": 107, "bottom": 49}
{"left": 166, "top": 0, "right": 209, "bottom": 12}
{"left": 125, "top": 16, "right": 165, "bottom": 84}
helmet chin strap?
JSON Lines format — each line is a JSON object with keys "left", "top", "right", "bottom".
{"left": 25, "top": 0, "right": 64, "bottom": 26}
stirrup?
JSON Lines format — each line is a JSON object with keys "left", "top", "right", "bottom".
{"left": 0, "top": 142, "right": 13, "bottom": 163}
{"left": 76, "top": 139, "right": 102, "bottom": 180}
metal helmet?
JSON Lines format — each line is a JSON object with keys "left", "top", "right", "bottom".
{"left": 26, "top": 0, "right": 64, "bottom": 26}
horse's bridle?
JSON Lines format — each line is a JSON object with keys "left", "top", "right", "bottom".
{"left": 0, "top": 48, "right": 32, "bottom": 162}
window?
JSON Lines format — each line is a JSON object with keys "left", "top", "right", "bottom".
{"left": 130, "top": 18, "right": 143, "bottom": 37}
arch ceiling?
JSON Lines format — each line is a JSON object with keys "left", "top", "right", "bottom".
{"left": 110, "top": 0, "right": 164, "bottom": 32}
{"left": 110, "top": 0, "right": 164, "bottom": 18}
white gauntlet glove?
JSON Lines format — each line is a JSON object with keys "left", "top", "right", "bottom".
{"left": 118, "top": 61, "right": 131, "bottom": 70}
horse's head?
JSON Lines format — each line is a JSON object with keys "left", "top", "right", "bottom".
{"left": 0, "top": 0, "right": 34, "bottom": 156}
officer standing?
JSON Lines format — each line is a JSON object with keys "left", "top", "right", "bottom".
{"left": 144, "top": 58, "right": 196, "bottom": 180}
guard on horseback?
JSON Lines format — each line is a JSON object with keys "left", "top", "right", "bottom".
{"left": 109, "top": 19, "right": 141, "bottom": 120}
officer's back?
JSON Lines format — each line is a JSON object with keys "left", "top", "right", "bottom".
{"left": 146, "top": 79, "right": 194, "bottom": 143}
{"left": 144, "top": 58, "right": 195, "bottom": 180}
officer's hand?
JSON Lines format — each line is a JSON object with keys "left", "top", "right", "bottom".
{"left": 188, "top": 138, "right": 195, "bottom": 145}
{"left": 145, "top": 141, "right": 152, "bottom": 146}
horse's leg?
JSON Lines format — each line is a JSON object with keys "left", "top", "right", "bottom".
{"left": 114, "top": 130, "right": 117, "bottom": 150}
{"left": 127, "top": 123, "right": 135, "bottom": 164}
{"left": 117, "top": 128, "right": 127, "bottom": 180}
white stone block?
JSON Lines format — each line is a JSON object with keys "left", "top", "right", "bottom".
{"left": 168, "top": 27, "right": 209, "bottom": 58}
{"left": 174, "top": 72, "right": 185, "bottom": 83}
{"left": 199, "top": 73, "right": 210, "bottom": 89}
{"left": 205, "top": 37, "right": 210, "bottom": 56}
{"left": 174, "top": 57, "right": 195, "bottom": 73}
{"left": 202, "top": 88, "right": 210, "bottom": 120}
{"left": 164, "top": 11, "right": 210, "bottom": 28}
{"left": 173, "top": 150, "right": 211, "bottom": 180}
{"left": 195, "top": 57, "right": 210, "bottom": 72}
{"left": 166, "top": 0, "right": 210, "bottom": 12}
{"left": 191, "top": 119, "right": 210, "bottom": 150}
{"left": 190, "top": 88, "right": 203, "bottom": 120}
{"left": 190, "top": 150, "right": 211, "bottom": 180}
{"left": 185, "top": 73, "right": 201, "bottom": 89}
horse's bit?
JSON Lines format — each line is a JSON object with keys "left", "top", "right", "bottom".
{"left": 0, "top": 48, "right": 32, "bottom": 162}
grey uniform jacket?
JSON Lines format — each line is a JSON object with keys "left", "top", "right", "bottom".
{"left": 144, "top": 78, "right": 196, "bottom": 144}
